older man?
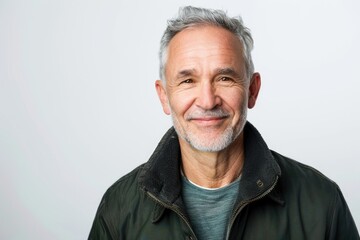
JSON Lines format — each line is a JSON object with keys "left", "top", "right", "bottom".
{"left": 89, "top": 6, "right": 359, "bottom": 240}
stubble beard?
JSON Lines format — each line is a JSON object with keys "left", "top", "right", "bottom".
{"left": 171, "top": 105, "right": 247, "bottom": 152}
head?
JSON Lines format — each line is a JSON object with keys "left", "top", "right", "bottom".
{"left": 156, "top": 6, "right": 261, "bottom": 152}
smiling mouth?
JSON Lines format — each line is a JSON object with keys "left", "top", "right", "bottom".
{"left": 190, "top": 116, "right": 228, "bottom": 126}
{"left": 191, "top": 116, "right": 227, "bottom": 121}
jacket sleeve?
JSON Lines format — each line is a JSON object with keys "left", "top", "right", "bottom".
{"left": 88, "top": 199, "right": 116, "bottom": 240}
{"left": 327, "top": 186, "right": 359, "bottom": 240}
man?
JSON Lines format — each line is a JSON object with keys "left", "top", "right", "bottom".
{"left": 89, "top": 6, "right": 359, "bottom": 240}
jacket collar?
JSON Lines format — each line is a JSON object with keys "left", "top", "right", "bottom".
{"left": 138, "top": 127, "right": 183, "bottom": 205}
{"left": 138, "top": 121, "right": 283, "bottom": 207}
{"left": 238, "top": 122, "right": 282, "bottom": 203}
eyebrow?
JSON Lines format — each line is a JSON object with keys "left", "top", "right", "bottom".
{"left": 215, "top": 67, "right": 241, "bottom": 78}
{"left": 175, "top": 69, "right": 196, "bottom": 79}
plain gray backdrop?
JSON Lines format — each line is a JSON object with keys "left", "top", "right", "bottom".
{"left": 1, "top": 0, "right": 359, "bottom": 239}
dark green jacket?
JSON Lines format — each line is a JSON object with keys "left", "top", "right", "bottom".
{"left": 89, "top": 122, "right": 359, "bottom": 240}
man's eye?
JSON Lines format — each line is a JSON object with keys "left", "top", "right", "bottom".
{"left": 181, "top": 79, "right": 193, "bottom": 84}
{"left": 219, "top": 76, "right": 231, "bottom": 81}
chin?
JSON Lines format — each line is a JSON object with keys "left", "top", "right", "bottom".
{"left": 185, "top": 127, "right": 236, "bottom": 152}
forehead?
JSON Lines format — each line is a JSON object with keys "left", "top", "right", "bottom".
{"left": 166, "top": 25, "right": 245, "bottom": 75}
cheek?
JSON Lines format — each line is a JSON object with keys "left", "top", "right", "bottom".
{"left": 223, "top": 88, "right": 248, "bottom": 108}
{"left": 168, "top": 92, "right": 195, "bottom": 116}
{"left": 221, "top": 89, "right": 248, "bottom": 123}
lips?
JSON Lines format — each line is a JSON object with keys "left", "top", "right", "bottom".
{"left": 186, "top": 108, "right": 230, "bottom": 121}
{"left": 187, "top": 113, "right": 229, "bottom": 128}
{"left": 190, "top": 116, "right": 227, "bottom": 121}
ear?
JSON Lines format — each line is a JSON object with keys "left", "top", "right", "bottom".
{"left": 155, "top": 80, "right": 171, "bottom": 115}
{"left": 248, "top": 72, "right": 261, "bottom": 109}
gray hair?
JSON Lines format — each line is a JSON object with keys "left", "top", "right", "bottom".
{"left": 159, "top": 6, "right": 255, "bottom": 82}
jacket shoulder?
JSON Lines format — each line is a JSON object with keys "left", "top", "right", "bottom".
{"left": 270, "top": 150, "right": 359, "bottom": 239}
{"left": 271, "top": 150, "right": 337, "bottom": 190}
{"left": 100, "top": 164, "right": 146, "bottom": 217}
{"left": 271, "top": 149, "right": 341, "bottom": 209}
{"left": 104, "top": 164, "right": 144, "bottom": 198}
{"left": 89, "top": 164, "right": 148, "bottom": 239}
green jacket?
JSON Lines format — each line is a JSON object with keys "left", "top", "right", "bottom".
{"left": 89, "top": 122, "right": 359, "bottom": 240}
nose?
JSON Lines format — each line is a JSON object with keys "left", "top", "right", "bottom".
{"left": 196, "top": 82, "right": 221, "bottom": 110}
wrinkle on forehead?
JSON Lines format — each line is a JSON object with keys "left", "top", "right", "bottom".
{"left": 165, "top": 25, "right": 246, "bottom": 83}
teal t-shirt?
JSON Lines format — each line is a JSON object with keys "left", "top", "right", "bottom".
{"left": 181, "top": 174, "right": 240, "bottom": 240}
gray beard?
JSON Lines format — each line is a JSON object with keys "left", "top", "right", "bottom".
{"left": 171, "top": 109, "right": 247, "bottom": 152}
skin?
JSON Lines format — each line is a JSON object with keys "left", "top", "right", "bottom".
{"left": 155, "top": 25, "right": 261, "bottom": 188}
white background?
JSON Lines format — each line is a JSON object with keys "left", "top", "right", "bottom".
{"left": 1, "top": 0, "right": 359, "bottom": 239}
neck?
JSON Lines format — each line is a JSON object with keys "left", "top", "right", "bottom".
{"left": 180, "top": 132, "right": 245, "bottom": 188}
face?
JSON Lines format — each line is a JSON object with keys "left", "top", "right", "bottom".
{"left": 156, "top": 25, "right": 261, "bottom": 152}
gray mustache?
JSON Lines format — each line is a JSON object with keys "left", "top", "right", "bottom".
{"left": 186, "top": 108, "right": 230, "bottom": 120}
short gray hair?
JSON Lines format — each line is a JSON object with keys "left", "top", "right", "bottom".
{"left": 159, "top": 6, "right": 255, "bottom": 82}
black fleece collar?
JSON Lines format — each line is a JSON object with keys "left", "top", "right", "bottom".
{"left": 138, "top": 122, "right": 282, "bottom": 207}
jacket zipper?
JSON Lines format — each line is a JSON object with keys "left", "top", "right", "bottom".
{"left": 147, "top": 192, "right": 198, "bottom": 240}
{"left": 225, "top": 176, "right": 279, "bottom": 240}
